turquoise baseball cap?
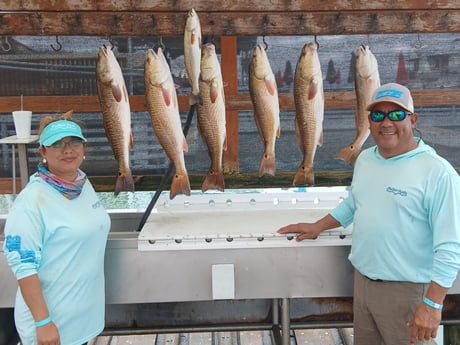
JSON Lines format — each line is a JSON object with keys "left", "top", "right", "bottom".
{"left": 39, "top": 120, "right": 87, "bottom": 146}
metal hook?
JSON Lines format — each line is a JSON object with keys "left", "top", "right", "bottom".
{"left": 411, "top": 33, "right": 427, "bottom": 49}
{"left": 262, "top": 16, "right": 269, "bottom": 50}
{"left": 50, "top": 35, "right": 62, "bottom": 52}
{"left": 1, "top": 36, "right": 11, "bottom": 52}
{"left": 107, "top": 36, "right": 115, "bottom": 49}
{"left": 262, "top": 36, "right": 269, "bottom": 51}
{"left": 159, "top": 37, "right": 165, "bottom": 51}
{"left": 314, "top": 35, "right": 320, "bottom": 50}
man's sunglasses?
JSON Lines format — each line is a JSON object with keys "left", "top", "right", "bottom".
{"left": 370, "top": 110, "right": 412, "bottom": 122}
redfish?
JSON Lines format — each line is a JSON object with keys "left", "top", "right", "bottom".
{"left": 293, "top": 42, "right": 324, "bottom": 186}
{"left": 336, "top": 45, "right": 380, "bottom": 164}
{"left": 96, "top": 45, "right": 134, "bottom": 196}
{"left": 249, "top": 44, "right": 280, "bottom": 176}
{"left": 197, "top": 43, "right": 226, "bottom": 192}
{"left": 144, "top": 48, "right": 191, "bottom": 199}
{"left": 184, "top": 8, "right": 202, "bottom": 105}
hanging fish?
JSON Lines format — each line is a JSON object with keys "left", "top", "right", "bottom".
{"left": 96, "top": 45, "right": 135, "bottom": 196}
{"left": 144, "top": 48, "right": 191, "bottom": 200}
{"left": 292, "top": 42, "right": 324, "bottom": 186}
{"left": 336, "top": 45, "right": 380, "bottom": 164}
{"left": 249, "top": 44, "right": 280, "bottom": 176}
{"left": 184, "top": 8, "right": 202, "bottom": 105}
{"left": 197, "top": 43, "right": 227, "bottom": 192}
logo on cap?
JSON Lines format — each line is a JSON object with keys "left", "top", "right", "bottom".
{"left": 375, "top": 89, "right": 403, "bottom": 100}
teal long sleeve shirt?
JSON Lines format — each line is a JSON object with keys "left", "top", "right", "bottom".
{"left": 3, "top": 173, "right": 111, "bottom": 345}
{"left": 330, "top": 139, "right": 460, "bottom": 288}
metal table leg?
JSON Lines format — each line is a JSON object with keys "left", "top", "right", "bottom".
{"left": 281, "top": 298, "right": 290, "bottom": 345}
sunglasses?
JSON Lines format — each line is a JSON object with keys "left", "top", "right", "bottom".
{"left": 370, "top": 110, "right": 412, "bottom": 122}
{"left": 46, "top": 138, "right": 85, "bottom": 149}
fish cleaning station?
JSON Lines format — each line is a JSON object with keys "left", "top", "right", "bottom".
{"left": 1, "top": 2, "right": 460, "bottom": 345}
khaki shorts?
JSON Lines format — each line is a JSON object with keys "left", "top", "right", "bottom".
{"left": 353, "top": 269, "right": 437, "bottom": 345}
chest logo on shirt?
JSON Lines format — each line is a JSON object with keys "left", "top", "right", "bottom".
{"left": 386, "top": 186, "right": 407, "bottom": 197}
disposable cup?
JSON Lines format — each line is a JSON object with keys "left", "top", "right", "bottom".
{"left": 12, "top": 110, "right": 32, "bottom": 139}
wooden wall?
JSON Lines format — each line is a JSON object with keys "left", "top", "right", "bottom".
{"left": 0, "top": 1, "right": 459, "bottom": 181}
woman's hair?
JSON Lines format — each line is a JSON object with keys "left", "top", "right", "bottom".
{"left": 38, "top": 110, "right": 86, "bottom": 135}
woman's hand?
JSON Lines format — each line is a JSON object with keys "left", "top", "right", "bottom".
{"left": 36, "top": 321, "right": 60, "bottom": 345}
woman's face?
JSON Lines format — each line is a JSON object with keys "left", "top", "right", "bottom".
{"left": 38, "top": 136, "right": 86, "bottom": 181}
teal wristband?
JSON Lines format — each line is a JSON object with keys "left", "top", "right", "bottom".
{"left": 423, "top": 297, "right": 443, "bottom": 310}
{"left": 35, "top": 316, "right": 52, "bottom": 327}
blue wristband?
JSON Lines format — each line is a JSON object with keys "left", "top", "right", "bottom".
{"left": 423, "top": 297, "right": 443, "bottom": 310}
{"left": 35, "top": 316, "right": 52, "bottom": 327}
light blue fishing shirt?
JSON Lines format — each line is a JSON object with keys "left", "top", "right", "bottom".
{"left": 330, "top": 139, "right": 460, "bottom": 288}
{"left": 3, "top": 173, "right": 111, "bottom": 345}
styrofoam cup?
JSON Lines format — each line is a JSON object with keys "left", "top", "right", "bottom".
{"left": 12, "top": 110, "right": 32, "bottom": 139}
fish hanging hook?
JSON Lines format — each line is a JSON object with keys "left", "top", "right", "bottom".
{"left": 262, "top": 36, "right": 269, "bottom": 51}
{"left": 314, "top": 35, "right": 320, "bottom": 50}
{"left": 262, "top": 16, "right": 269, "bottom": 50}
{"left": 107, "top": 36, "right": 115, "bottom": 49}
{"left": 50, "top": 35, "right": 62, "bottom": 52}
{"left": 159, "top": 37, "right": 165, "bottom": 51}
{"left": 411, "top": 33, "right": 427, "bottom": 49}
{"left": 1, "top": 36, "right": 11, "bottom": 52}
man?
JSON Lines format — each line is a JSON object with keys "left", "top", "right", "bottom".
{"left": 278, "top": 83, "right": 460, "bottom": 345}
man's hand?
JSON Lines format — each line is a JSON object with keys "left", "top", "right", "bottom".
{"left": 407, "top": 302, "right": 441, "bottom": 344}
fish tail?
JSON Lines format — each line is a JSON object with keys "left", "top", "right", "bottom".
{"left": 189, "top": 92, "right": 203, "bottom": 106}
{"left": 169, "top": 173, "right": 191, "bottom": 200}
{"left": 293, "top": 164, "right": 314, "bottom": 186}
{"left": 336, "top": 144, "right": 362, "bottom": 165}
{"left": 114, "top": 172, "right": 135, "bottom": 196}
{"left": 201, "top": 170, "right": 225, "bottom": 192}
{"left": 259, "top": 152, "right": 276, "bottom": 177}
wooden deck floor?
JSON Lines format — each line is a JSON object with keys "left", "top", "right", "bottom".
{"left": 89, "top": 329, "right": 354, "bottom": 345}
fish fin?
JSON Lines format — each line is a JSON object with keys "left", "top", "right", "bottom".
{"left": 182, "top": 136, "right": 189, "bottom": 152}
{"left": 293, "top": 164, "right": 314, "bottom": 186}
{"left": 336, "top": 144, "right": 361, "bottom": 165}
{"left": 259, "top": 152, "right": 276, "bottom": 177}
{"left": 201, "top": 170, "right": 225, "bottom": 193}
{"left": 173, "top": 92, "right": 179, "bottom": 110}
{"left": 265, "top": 78, "right": 277, "bottom": 96}
{"left": 276, "top": 124, "right": 281, "bottom": 138}
{"left": 294, "top": 118, "right": 302, "bottom": 149}
{"left": 169, "top": 172, "right": 191, "bottom": 200}
{"left": 308, "top": 81, "right": 318, "bottom": 100}
{"left": 162, "top": 86, "right": 172, "bottom": 106}
{"left": 111, "top": 83, "right": 123, "bottom": 102}
{"left": 223, "top": 135, "right": 227, "bottom": 151}
{"left": 210, "top": 80, "right": 219, "bottom": 103}
{"left": 114, "top": 172, "right": 135, "bottom": 196}
{"left": 129, "top": 131, "right": 134, "bottom": 151}
{"left": 318, "top": 131, "right": 323, "bottom": 147}
{"left": 189, "top": 93, "right": 203, "bottom": 105}
{"left": 191, "top": 32, "right": 197, "bottom": 45}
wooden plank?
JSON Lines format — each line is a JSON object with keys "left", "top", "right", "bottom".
{"left": 1, "top": 10, "right": 459, "bottom": 36}
{"left": 1, "top": 0, "right": 458, "bottom": 11}
{"left": 221, "top": 36, "right": 239, "bottom": 172}
{"left": 0, "top": 89, "right": 458, "bottom": 116}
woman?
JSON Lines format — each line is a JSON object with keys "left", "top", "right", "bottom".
{"left": 3, "top": 112, "right": 111, "bottom": 345}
